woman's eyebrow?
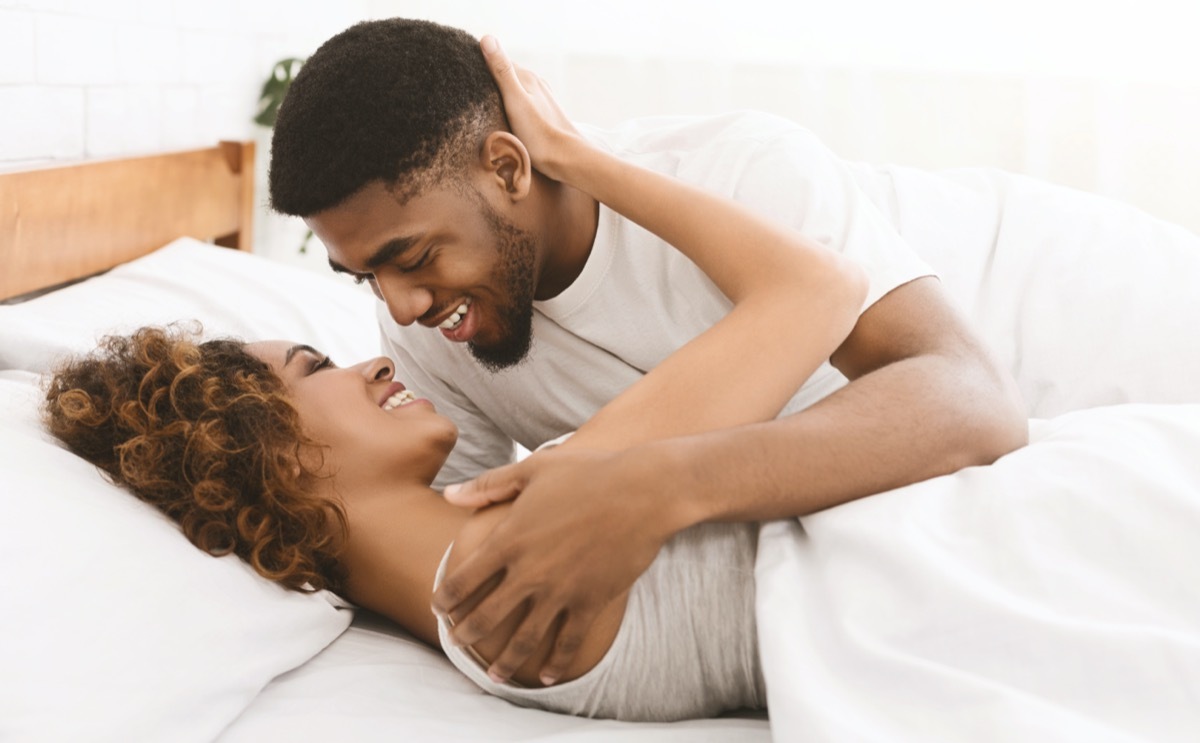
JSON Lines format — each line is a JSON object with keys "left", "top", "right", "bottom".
{"left": 284, "top": 344, "right": 321, "bottom": 367}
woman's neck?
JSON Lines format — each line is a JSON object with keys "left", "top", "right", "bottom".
{"left": 335, "top": 482, "right": 471, "bottom": 646}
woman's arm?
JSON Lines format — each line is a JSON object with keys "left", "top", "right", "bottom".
{"left": 483, "top": 40, "right": 868, "bottom": 452}
{"left": 441, "top": 38, "right": 866, "bottom": 688}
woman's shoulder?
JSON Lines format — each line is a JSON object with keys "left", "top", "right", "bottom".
{"left": 445, "top": 502, "right": 510, "bottom": 571}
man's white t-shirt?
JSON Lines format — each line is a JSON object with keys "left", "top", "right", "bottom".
{"left": 380, "top": 111, "right": 935, "bottom": 487}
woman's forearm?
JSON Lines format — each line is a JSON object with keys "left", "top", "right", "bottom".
{"left": 558, "top": 142, "right": 858, "bottom": 304}
{"left": 559, "top": 142, "right": 868, "bottom": 451}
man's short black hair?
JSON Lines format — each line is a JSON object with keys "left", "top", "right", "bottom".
{"left": 269, "top": 18, "right": 504, "bottom": 216}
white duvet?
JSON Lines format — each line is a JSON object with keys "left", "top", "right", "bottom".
{"left": 756, "top": 166, "right": 1200, "bottom": 742}
{"left": 759, "top": 404, "right": 1200, "bottom": 742}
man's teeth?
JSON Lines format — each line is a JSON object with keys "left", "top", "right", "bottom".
{"left": 381, "top": 389, "right": 417, "bottom": 411}
{"left": 439, "top": 300, "right": 471, "bottom": 330}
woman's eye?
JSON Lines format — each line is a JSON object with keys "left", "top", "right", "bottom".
{"left": 310, "top": 356, "right": 335, "bottom": 373}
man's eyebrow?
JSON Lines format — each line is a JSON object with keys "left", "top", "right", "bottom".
{"left": 365, "top": 234, "right": 424, "bottom": 270}
{"left": 284, "top": 344, "right": 320, "bottom": 367}
{"left": 327, "top": 234, "right": 425, "bottom": 276}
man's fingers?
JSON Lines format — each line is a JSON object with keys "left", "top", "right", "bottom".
{"left": 485, "top": 605, "right": 562, "bottom": 685}
{"left": 431, "top": 549, "right": 503, "bottom": 618}
{"left": 538, "top": 613, "right": 590, "bottom": 687}
{"left": 451, "top": 580, "right": 525, "bottom": 652}
{"left": 443, "top": 461, "right": 527, "bottom": 508}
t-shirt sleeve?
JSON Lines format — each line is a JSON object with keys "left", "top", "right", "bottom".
{"left": 377, "top": 306, "right": 515, "bottom": 489}
{"left": 725, "top": 120, "right": 936, "bottom": 313}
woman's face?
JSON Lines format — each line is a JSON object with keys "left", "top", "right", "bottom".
{"left": 247, "top": 341, "right": 458, "bottom": 489}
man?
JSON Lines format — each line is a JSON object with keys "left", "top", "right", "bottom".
{"left": 269, "top": 19, "right": 1026, "bottom": 687}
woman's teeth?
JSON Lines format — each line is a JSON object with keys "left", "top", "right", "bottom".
{"left": 381, "top": 389, "right": 416, "bottom": 411}
{"left": 439, "top": 300, "right": 471, "bottom": 330}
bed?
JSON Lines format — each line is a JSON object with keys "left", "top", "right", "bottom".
{"left": 2, "top": 142, "right": 1199, "bottom": 742}
{"left": 0, "top": 143, "right": 770, "bottom": 743}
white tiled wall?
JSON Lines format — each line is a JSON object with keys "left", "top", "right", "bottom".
{"left": 0, "top": 0, "right": 368, "bottom": 266}
{"left": 0, "top": 0, "right": 373, "bottom": 160}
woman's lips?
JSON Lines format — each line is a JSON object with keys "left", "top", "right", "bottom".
{"left": 378, "top": 381, "right": 407, "bottom": 407}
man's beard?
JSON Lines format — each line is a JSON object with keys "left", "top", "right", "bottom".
{"left": 467, "top": 200, "right": 537, "bottom": 373}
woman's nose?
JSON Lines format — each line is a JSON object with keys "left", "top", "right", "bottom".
{"left": 362, "top": 356, "right": 394, "bottom": 382}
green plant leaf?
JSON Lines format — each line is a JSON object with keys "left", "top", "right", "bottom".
{"left": 253, "top": 57, "right": 305, "bottom": 128}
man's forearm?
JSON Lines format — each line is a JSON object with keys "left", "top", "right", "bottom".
{"left": 639, "top": 351, "right": 1028, "bottom": 530}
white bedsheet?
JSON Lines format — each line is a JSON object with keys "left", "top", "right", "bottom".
{"left": 216, "top": 611, "right": 770, "bottom": 742}
{"left": 758, "top": 404, "right": 1200, "bottom": 742}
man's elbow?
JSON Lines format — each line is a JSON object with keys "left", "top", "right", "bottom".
{"left": 970, "top": 405, "right": 1028, "bottom": 467}
{"left": 955, "top": 363, "right": 1029, "bottom": 469}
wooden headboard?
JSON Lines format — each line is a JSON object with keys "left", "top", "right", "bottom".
{"left": 0, "top": 141, "right": 255, "bottom": 301}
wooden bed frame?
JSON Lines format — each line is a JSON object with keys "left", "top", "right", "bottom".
{"left": 0, "top": 141, "right": 255, "bottom": 301}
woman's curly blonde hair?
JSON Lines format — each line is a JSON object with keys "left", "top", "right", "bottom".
{"left": 43, "top": 326, "right": 347, "bottom": 593}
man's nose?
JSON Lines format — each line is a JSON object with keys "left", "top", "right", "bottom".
{"left": 376, "top": 274, "right": 434, "bottom": 327}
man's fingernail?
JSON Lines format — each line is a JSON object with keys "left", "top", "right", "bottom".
{"left": 487, "top": 669, "right": 507, "bottom": 684}
{"left": 481, "top": 36, "right": 498, "bottom": 54}
{"left": 540, "top": 673, "right": 558, "bottom": 687}
{"left": 443, "top": 483, "right": 461, "bottom": 497}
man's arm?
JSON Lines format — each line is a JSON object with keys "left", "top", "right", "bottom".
{"left": 436, "top": 275, "right": 1028, "bottom": 684}
{"left": 635, "top": 276, "right": 1028, "bottom": 522}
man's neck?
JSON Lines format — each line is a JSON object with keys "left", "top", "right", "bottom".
{"left": 532, "top": 173, "right": 599, "bottom": 301}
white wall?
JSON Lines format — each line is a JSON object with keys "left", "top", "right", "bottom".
{"left": 379, "top": 0, "right": 1200, "bottom": 235}
{"left": 0, "top": 0, "right": 366, "bottom": 268}
{"left": 4, "top": 0, "right": 1199, "bottom": 261}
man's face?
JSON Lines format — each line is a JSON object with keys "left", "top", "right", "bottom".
{"left": 306, "top": 180, "right": 539, "bottom": 372}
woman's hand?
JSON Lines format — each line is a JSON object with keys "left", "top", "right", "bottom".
{"left": 480, "top": 35, "right": 588, "bottom": 183}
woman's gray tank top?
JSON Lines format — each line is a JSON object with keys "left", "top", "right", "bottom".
{"left": 435, "top": 521, "right": 765, "bottom": 721}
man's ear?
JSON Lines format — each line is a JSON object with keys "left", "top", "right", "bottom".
{"left": 478, "top": 131, "right": 532, "bottom": 202}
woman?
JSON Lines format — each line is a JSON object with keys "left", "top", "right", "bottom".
{"left": 43, "top": 41, "right": 867, "bottom": 721}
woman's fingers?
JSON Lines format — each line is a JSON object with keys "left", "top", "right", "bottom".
{"left": 478, "top": 34, "right": 584, "bottom": 183}
{"left": 480, "top": 35, "right": 523, "bottom": 93}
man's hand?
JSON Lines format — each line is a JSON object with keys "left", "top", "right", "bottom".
{"left": 434, "top": 446, "right": 679, "bottom": 686}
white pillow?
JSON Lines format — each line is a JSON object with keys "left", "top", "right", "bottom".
{"left": 0, "top": 241, "right": 381, "bottom": 742}
{"left": 0, "top": 237, "right": 378, "bottom": 372}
